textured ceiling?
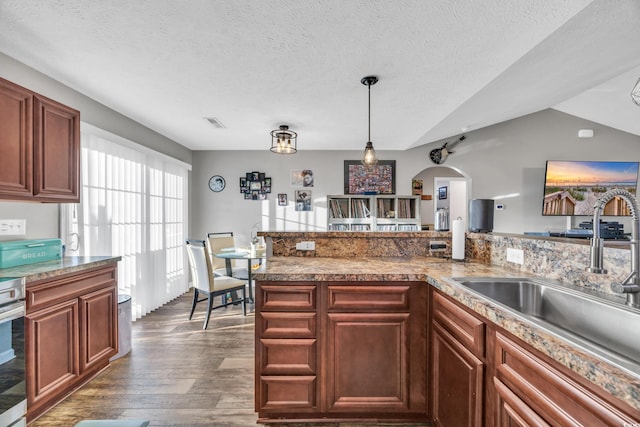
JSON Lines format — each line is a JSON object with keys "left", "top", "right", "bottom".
{"left": 1, "top": 0, "right": 639, "bottom": 152}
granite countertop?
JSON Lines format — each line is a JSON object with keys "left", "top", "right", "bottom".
{"left": 0, "top": 256, "right": 121, "bottom": 282}
{"left": 255, "top": 256, "right": 640, "bottom": 413}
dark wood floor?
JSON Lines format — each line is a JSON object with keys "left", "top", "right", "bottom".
{"left": 31, "top": 290, "right": 430, "bottom": 427}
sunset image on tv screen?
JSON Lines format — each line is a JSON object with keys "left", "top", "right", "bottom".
{"left": 542, "top": 161, "right": 639, "bottom": 216}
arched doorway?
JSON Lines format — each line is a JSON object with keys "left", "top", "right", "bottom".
{"left": 412, "top": 166, "right": 471, "bottom": 229}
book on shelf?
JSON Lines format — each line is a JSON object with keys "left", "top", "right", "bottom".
{"left": 397, "top": 198, "right": 413, "bottom": 219}
{"left": 376, "top": 224, "right": 397, "bottom": 231}
{"left": 329, "top": 224, "right": 350, "bottom": 231}
{"left": 377, "top": 198, "right": 394, "bottom": 218}
{"left": 397, "top": 224, "right": 419, "bottom": 231}
{"left": 329, "top": 199, "right": 346, "bottom": 218}
{"left": 351, "top": 224, "right": 371, "bottom": 231}
{"left": 350, "top": 198, "right": 371, "bottom": 218}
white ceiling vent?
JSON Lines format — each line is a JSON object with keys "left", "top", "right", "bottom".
{"left": 204, "top": 117, "right": 225, "bottom": 128}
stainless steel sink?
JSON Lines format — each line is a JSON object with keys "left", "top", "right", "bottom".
{"left": 448, "top": 277, "right": 640, "bottom": 375}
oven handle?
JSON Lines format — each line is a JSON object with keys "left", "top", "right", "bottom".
{"left": 0, "top": 303, "right": 25, "bottom": 323}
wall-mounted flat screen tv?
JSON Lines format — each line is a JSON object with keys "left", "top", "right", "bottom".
{"left": 542, "top": 160, "right": 639, "bottom": 216}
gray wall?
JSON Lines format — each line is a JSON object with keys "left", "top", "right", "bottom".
{"left": 0, "top": 52, "right": 192, "bottom": 241}
{"left": 191, "top": 109, "right": 640, "bottom": 244}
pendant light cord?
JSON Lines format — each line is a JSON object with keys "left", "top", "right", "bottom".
{"left": 368, "top": 82, "right": 371, "bottom": 142}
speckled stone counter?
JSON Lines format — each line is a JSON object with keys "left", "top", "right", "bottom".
{"left": 0, "top": 256, "right": 121, "bottom": 282}
{"left": 255, "top": 256, "right": 640, "bottom": 414}
{"left": 253, "top": 256, "right": 452, "bottom": 281}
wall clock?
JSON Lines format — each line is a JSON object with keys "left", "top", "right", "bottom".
{"left": 208, "top": 175, "right": 226, "bottom": 192}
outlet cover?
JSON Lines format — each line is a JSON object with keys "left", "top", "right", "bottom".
{"left": 296, "top": 241, "right": 315, "bottom": 251}
{"left": 0, "top": 219, "right": 26, "bottom": 236}
{"left": 506, "top": 248, "right": 524, "bottom": 265}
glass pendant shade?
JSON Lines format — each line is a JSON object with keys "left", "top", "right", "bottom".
{"left": 632, "top": 77, "right": 640, "bottom": 106}
{"left": 270, "top": 125, "right": 297, "bottom": 154}
{"left": 361, "top": 76, "right": 379, "bottom": 166}
{"left": 362, "top": 141, "right": 378, "bottom": 166}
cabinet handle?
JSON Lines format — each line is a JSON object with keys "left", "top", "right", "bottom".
{"left": 26, "top": 243, "right": 45, "bottom": 247}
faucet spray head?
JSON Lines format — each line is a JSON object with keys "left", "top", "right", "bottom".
{"left": 588, "top": 237, "right": 607, "bottom": 274}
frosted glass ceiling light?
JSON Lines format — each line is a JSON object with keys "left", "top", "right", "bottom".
{"left": 361, "top": 76, "right": 379, "bottom": 166}
{"left": 270, "top": 125, "right": 297, "bottom": 154}
{"left": 632, "top": 77, "right": 640, "bottom": 106}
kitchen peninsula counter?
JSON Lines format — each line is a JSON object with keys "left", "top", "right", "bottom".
{"left": 255, "top": 255, "right": 640, "bottom": 420}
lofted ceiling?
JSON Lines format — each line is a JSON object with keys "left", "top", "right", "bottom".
{"left": 1, "top": 0, "right": 639, "bottom": 152}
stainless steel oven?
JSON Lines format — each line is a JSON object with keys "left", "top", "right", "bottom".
{"left": 0, "top": 277, "right": 26, "bottom": 427}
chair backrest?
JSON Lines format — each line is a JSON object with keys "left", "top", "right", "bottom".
{"left": 207, "top": 232, "right": 237, "bottom": 269}
{"left": 185, "top": 240, "right": 215, "bottom": 293}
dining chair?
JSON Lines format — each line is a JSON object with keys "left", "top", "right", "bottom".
{"left": 207, "top": 232, "right": 249, "bottom": 279}
{"left": 185, "top": 239, "right": 247, "bottom": 329}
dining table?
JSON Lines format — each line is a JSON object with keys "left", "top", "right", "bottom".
{"left": 213, "top": 249, "right": 265, "bottom": 302}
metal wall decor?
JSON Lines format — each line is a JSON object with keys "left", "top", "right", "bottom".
{"left": 240, "top": 171, "right": 271, "bottom": 200}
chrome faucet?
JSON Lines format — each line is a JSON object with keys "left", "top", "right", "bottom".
{"left": 587, "top": 189, "right": 640, "bottom": 308}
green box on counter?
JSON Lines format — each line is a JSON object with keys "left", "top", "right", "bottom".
{"left": 0, "top": 238, "right": 63, "bottom": 269}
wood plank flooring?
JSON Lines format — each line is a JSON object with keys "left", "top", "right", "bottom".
{"left": 31, "top": 290, "right": 430, "bottom": 427}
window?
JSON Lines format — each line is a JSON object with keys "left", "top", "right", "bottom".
{"left": 61, "top": 124, "right": 190, "bottom": 320}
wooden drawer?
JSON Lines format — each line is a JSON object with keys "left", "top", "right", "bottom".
{"left": 260, "top": 338, "right": 316, "bottom": 375}
{"left": 260, "top": 312, "right": 316, "bottom": 338}
{"left": 494, "top": 331, "right": 635, "bottom": 426}
{"left": 259, "top": 376, "right": 317, "bottom": 411}
{"left": 27, "top": 265, "right": 117, "bottom": 312}
{"left": 494, "top": 377, "right": 550, "bottom": 427}
{"left": 327, "top": 284, "right": 410, "bottom": 311}
{"left": 260, "top": 284, "right": 316, "bottom": 311}
{"left": 432, "top": 290, "right": 485, "bottom": 357}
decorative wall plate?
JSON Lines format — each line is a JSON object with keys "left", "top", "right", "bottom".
{"left": 209, "top": 175, "right": 225, "bottom": 192}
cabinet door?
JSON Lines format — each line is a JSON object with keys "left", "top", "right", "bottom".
{"left": 33, "top": 95, "right": 80, "bottom": 202}
{"left": 26, "top": 299, "right": 79, "bottom": 408}
{"left": 0, "top": 78, "right": 33, "bottom": 199}
{"left": 431, "top": 321, "right": 483, "bottom": 427}
{"left": 79, "top": 286, "right": 118, "bottom": 372}
{"left": 326, "top": 312, "right": 410, "bottom": 412}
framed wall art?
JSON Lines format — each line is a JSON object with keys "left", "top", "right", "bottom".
{"left": 240, "top": 171, "right": 271, "bottom": 200}
{"left": 291, "top": 169, "right": 314, "bottom": 187}
{"left": 412, "top": 179, "right": 423, "bottom": 195}
{"left": 438, "top": 186, "right": 448, "bottom": 200}
{"left": 344, "top": 160, "right": 395, "bottom": 195}
{"left": 295, "top": 190, "right": 312, "bottom": 211}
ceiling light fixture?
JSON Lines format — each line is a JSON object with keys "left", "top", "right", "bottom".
{"left": 270, "top": 125, "right": 297, "bottom": 154}
{"left": 361, "top": 76, "right": 379, "bottom": 166}
{"left": 632, "top": 77, "right": 640, "bottom": 106}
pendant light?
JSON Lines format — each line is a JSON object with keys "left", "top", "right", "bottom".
{"left": 270, "top": 125, "right": 297, "bottom": 154}
{"left": 361, "top": 76, "right": 379, "bottom": 166}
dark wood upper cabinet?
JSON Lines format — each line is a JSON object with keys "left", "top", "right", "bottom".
{"left": 33, "top": 95, "right": 80, "bottom": 202}
{"left": 0, "top": 78, "right": 34, "bottom": 198}
{"left": 0, "top": 77, "right": 80, "bottom": 203}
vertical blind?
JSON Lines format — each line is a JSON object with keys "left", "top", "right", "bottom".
{"left": 63, "top": 125, "right": 190, "bottom": 320}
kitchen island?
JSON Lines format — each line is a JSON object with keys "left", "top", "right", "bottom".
{"left": 254, "top": 253, "right": 640, "bottom": 425}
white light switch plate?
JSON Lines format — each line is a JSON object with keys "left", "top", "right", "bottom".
{"left": 0, "top": 219, "right": 26, "bottom": 236}
{"left": 506, "top": 248, "right": 524, "bottom": 265}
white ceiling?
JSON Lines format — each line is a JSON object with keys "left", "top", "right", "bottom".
{"left": 1, "top": 0, "right": 639, "bottom": 152}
